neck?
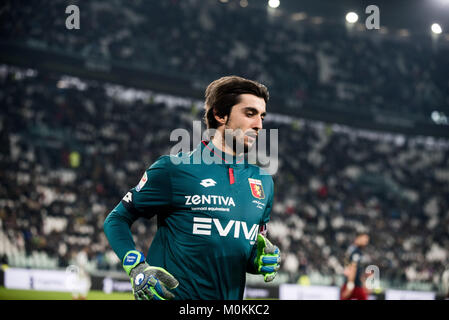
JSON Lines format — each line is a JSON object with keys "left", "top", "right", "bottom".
{"left": 211, "top": 132, "right": 240, "bottom": 157}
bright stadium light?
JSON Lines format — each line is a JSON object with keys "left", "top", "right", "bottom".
{"left": 431, "top": 111, "right": 440, "bottom": 123}
{"left": 268, "top": 0, "right": 280, "bottom": 9}
{"left": 431, "top": 111, "right": 448, "bottom": 124}
{"left": 431, "top": 23, "right": 442, "bottom": 34}
{"left": 345, "top": 12, "right": 358, "bottom": 23}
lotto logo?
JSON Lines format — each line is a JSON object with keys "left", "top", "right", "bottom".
{"left": 200, "top": 179, "right": 217, "bottom": 187}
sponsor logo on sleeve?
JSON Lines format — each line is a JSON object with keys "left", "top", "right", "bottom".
{"left": 122, "top": 192, "right": 133, "bottom": 203}
{"left": 135, "top": 171, "right": 148, "bottom": 192}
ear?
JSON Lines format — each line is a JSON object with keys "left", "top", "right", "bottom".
{"left": 213, "top": 109, "right": 228, "bottom": 127}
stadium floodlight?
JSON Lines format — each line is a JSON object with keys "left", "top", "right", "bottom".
{"left": 345, "top": 12, "right": 358, "bottom": 23}
{"left": 268, "top": 0, "right": 280, "bottom": 9}
{"left": 431, "top": 23, "right": 442, "bottom": 34}
{"left": 431, "top": 111, "right": 440, "bottom": 123}
{"left": 431, "top": 110, "right": 448, "bottom": 124}
{"left": 240, "top": 0, "right": 248, "bottom": 8}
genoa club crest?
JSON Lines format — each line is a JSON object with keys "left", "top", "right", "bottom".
{"left": 248, "top": 178, "right": 265, "bottom": 199}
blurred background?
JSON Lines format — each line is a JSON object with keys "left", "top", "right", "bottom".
{"left": 0, "top": 0, "right": 448, "bottom": 300}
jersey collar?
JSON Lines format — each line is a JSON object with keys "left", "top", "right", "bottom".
{"left": 200, "top": 140, "right": 245, "bottom": 166}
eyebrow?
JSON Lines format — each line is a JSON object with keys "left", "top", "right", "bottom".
{"left": 243, "top": 106, "right": 267, "bottom": 117}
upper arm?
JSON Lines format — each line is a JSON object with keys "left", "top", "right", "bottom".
{"left": 121, "top": 156, "right": 172, "bottom": 219}
{"left": 103, "top": 156, "right": 173, "bottom": 261}
{"left": 345, "top": 262, "right": 357, "bottom": 279}
{"left": 345, "top": 251, "right": 361, "bottom": 279}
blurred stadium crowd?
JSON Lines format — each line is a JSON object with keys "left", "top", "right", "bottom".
{"left": 0, "top": 0, "right": 449, "bottom": 294}
{"left": 1, "top": 0, "right": 448, "bottom": 120}
{"left": 1, "top": 65, "right": 448, "bottom": 291}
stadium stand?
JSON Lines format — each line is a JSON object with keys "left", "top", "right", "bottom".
{"left": 1, "top": 65, "right": 448, "bottom": 293}
{"left": 1, "top": 0, "right": 448, "bottom": 123}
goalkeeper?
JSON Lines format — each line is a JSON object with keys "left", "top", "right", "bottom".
{"left": 103, "top": 76, "right": 281, "bottom": 300}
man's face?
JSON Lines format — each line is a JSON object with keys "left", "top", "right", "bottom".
{"left": 222, "top": 94, "right": 266, "bottom": 154}
{"left": 356, "top": 234, "right": 370, "bottom": 247}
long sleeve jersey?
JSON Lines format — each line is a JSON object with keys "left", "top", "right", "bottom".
{"left": 104, "top": 140, "right": 274, "bottom": 299}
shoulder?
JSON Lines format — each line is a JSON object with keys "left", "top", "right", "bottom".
{"left": 247, "top": 164, "right": 273, "bottom": 180}
{"left": 149, "top": 155, "right": 171, "bottom": 168}
{"left": 248, "top": 164, "right": 274, "bottom": 187}
{"left": 143, "top": 155, "right": 172, "bottom": 176}
{"left": 346, "top": 245, "right": 356, "bottom": 257}
{"left": 152, "top": 146, "right": 203, "bottom": 167}
{"left": 148, "top": 153, "right": 186, "bottom": 170}
{"left": 147, "top": 151, "right": 204, "bottom": 178}
{"left": 349, "top": 247, "right": 362, "bottom": 262}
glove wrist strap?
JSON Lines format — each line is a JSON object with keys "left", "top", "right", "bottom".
{"left": 122, "top": 250, "right": 145, "bottom": 276}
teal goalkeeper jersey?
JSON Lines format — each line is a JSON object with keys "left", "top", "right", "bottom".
{"left": 103, "top": 140, "right": 274, "bottom": 300}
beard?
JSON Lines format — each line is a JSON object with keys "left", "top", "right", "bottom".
{"left": 223, "top": 122, "right": 255, "bottom": 155}
{"left": 225, "top": 133, "right": 257, "bottom": 156}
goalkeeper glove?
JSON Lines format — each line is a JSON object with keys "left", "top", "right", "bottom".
{"left": 254, "top": 234, "right": 281, "bottom": 282}
{"left": 123, "top": 250, "right": 179, "bottom": 300}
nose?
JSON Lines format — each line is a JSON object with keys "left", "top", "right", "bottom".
{"left": 253, "top": 115, "right": 263, "bottom": 131}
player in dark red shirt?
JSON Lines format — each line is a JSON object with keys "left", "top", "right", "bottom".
{"left": 340, "top": 232, "right": 370, "bottom": 300}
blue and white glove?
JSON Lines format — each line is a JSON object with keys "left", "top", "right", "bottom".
{"left": 123, "top": 250, "right": 179, "bottom": 300}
